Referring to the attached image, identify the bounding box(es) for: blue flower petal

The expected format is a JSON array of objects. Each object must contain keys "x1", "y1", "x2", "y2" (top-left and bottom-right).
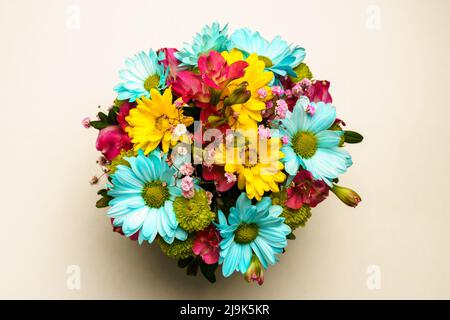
[
  {"x1": 316, "y1": 130, "x2": 342, "y2": 148},
  {"x1": 122, "y1": 206, "x2": 148, "y2": 236},
  {"x1": 307, "y1": 102, "x2": 336, "y2": 134},
  {"x1": 284, "y1": 156, "x2": 301, "y2": 176},
  {"x1": 238, "y1": 244, "x2": 252, "y2": 274},
  {"x1": 222, "y1": 242, "x2": 242, "y2": 277},
  {"x1": 142, "y1": 208, "x2": 158, "y2": 242}
]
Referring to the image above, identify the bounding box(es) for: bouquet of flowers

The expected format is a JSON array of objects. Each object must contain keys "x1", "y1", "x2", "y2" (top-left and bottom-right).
[{"x1": 84, "y1": 23, "x2": 363, "y2": 285}]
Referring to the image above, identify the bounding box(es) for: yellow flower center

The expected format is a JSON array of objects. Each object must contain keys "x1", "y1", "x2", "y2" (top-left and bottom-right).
[
  {"x1": 292, "y1": 131, "x2": 317, "y2": 159},
  {"x1": 142, "y1": 181, "x2": 169, "y2": 208},
  {"x1": 155, "y1": 115, "x2": 171, "y2": 131},
  {"x1": 235, "y1": 223, "x2": 259, "y2": 244},
  {"x1": 144, "y1": 74, "x2": 160, "y2": 92}
]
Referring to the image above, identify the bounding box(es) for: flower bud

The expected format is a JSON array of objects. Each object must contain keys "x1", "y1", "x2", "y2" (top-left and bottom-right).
[
  {"x1": 331, "y1": 184, "x2": 362, "y2": 207},
  {"x1": 224, "y1": 82, "x2": 251, "y2": 106},
  {"x1": 244, "y1": 255, "x2": 264, "y2": 285}
]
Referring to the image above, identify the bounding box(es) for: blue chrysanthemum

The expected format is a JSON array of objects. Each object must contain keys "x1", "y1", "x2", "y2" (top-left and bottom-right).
[
  {"x1": 228, "y1": 28, "x2": 305, "y2": 77},
  {"x1": 215, "y1": 193, "x2": 291, "y2": 277},
  {"x1": 114, "y1": 50, "x2": 168, "y2": 102},
  {"x1": 279, "y1": 98, "x2": 353, "y2": 186},
  {"x1": 107, "y1": 149, "x2": 190, "y2": 244},
  {"x1": 175, "y1": 22, "x2": 230, "y2": 68}
]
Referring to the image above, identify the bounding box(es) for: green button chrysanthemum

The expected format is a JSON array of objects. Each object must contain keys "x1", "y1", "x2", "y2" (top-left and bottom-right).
[
  {"x1": 157, "y1": 235, "x2": 194, "y2": 259},
  {"x1": 271, "y1": 191, "x2": 312, "y2": 231},
  {"x1": 281, "y1": 205, "x2": 311, "y2": 230},
  {"x1": 173, "y1": 190, "x2": 215, "y2": 233},
  {"x1": 107, "y1": 149, "x2": 135, "y2": 174}
]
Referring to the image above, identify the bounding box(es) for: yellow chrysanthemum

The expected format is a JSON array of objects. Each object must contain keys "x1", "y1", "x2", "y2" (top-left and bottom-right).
[
  {"x1": 125, "y1": 88, "x2": 194, "y2": 154},
  {"x1": 221, "y1": 50, "x2": 274, "y2": 131},
  {"x1": 215, "y1": 133, "x2": 286, "y2": 201}
]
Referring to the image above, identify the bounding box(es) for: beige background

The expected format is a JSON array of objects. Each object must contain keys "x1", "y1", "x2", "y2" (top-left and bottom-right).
[{"x1": 0, "y1": 0, "x2": 449, "y2": 299}]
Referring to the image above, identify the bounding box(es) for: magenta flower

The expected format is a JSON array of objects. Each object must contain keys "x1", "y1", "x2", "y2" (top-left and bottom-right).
[
  {"x1": 95, "y1": 125, "x2": 132, "y2": 161},
  {"x1": 308, "y1": 80, "x2": 333, "y2": 103},
  {"x1": 286, "y1": 170, "x2": 329, "y2": 209},
  {"x1": 192, "y1": 225, "x2": 221, "y2": 264}
]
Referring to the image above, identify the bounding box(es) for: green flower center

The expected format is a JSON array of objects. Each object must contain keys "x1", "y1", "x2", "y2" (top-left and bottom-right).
[
  {"x1": 258, "y1": 55, "x2": 273, "y2": 68},
  {"x1": 235, "y1": 223, "x2": 259, "y2": 244},
  {"x1": 144, "y1": 74, "x2": 160, "y2": 92},
  {"x1": 292, "y1": 131, "x2": 317, "y2": 159},
  {"x1": 142, "y1": 181, "x2": 169, "y2": 208}
]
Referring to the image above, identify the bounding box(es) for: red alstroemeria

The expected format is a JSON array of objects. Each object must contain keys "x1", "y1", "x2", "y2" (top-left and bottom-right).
[
  {"x1": 279, "y1": 76, "x2": 299, "y2": 110},
  {"x1": 202, "y1": 164, "x2": 235, "y2": 192},
  {"x1": 198, "y1": 51, "x2": 248, "y2": 91},
  {"x1": 172, "y1": 70, "x2": 211, "y2": 107},
  {"x1": 96, "y1": 125, "x2": 132, "y2": 161},
  {"x1": 111, "y1": 218, "x2": 139, "y2": 241},
  {"x1": 192, "y1": 225, "x2": 221, "y2": 264},
  {"x1": 117, "y1": 102, "x2": 136, "y2": 131},
  {"x1": 286, "y1": 170, "x2": 329, "y2": 209},
  {"x1": 308, "y1": 80, "x2": 333, "y2": 103},
  {"x1": 158, "y1": 47, "x2": 180, "y2": 84}
]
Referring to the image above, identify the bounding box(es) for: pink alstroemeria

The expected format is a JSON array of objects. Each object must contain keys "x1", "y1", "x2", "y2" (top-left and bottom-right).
[
  {"x1": 95, "y1": 125, "x2": 132, "y2": 161},
  {"x1": 197, "y1": 51, "x2": 248, "y2": 91},
  {"x1": 192, "y1": 225, "x2": 221, "y2": 264},
  {"x1": 158, "y1": 47, "x2": 180, "y2": 84},
  {"x1": 286, "y1": 170, "x2": 329, "y2": 209},
  {"x1": 308, "y1": 80, "x2": 333, "y2": 103},
  {"x1": 172, "y1": 71, "x2": 211, "y2": 107}
]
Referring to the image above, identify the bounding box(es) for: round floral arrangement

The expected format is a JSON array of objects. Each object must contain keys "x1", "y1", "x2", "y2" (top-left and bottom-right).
[{"x1": 85, "y1": 23, "x2": 363, "y2": 285}]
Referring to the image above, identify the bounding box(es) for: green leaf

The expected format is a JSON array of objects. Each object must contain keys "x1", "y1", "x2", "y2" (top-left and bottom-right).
[
  {"x1": 89, "y1": 120, "x2": 108, "y2": 130},
  {"x1": 199, "y1": 262, "x2": 218, "y2": 283},
  {"x1": 98, "y1": 112, "x2": 109, "y2": 123},
  {"x1": 108, "y1": 108, "x2": 118, "y2": 125},
  {"x1": 114, "y1": 99, "x2": 126, "y2": 108},
  {"x1": 178, "y1": 256, "x2": 194, "y2": 268},
  {"x1": 186, "y1": 257, "x2": 199, "y2": 276},
  {"x1": 290, "y1": 63, "x2": 313, "y2": 82},
  {"x1": 97, "y1": 189, "x2": 108, "y2": 197},
  {"x1": 96, "y1": 195, "x2": 111, "y2": 208},
  {"x1": 344, "y1": 131, "x2": 364, "y2": 144},
  {"x1": 286, "y1": 233, "x2": 296, "y2": 240}
]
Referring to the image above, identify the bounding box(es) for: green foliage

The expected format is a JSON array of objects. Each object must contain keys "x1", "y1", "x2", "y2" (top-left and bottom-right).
[
  {"x1": 177, "y1": 256, "x2": 219, "y2": 283},
  {"x1": 343, "y1": 131, "x2": 364, "y2": 144},
  {"x1": 89, "y1": 105, "x2": 119, "y2": 130},
  {"x1": 290, "y1": 63, "x2": 313, "y2": 82},
  {"x1": 96, "y1": 189, "x2": 112, "y2": 208}
]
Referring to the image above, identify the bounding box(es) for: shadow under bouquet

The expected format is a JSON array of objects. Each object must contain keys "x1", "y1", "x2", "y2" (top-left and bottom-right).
[{"x1": 85, "y1": 23, "x2": 363, "y2": 285}]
